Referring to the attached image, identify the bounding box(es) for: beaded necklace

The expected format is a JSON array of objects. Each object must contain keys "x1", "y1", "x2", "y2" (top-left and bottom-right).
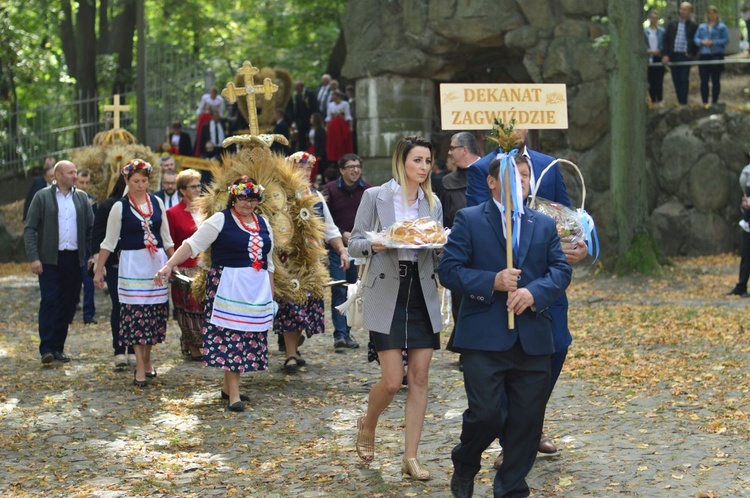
[
  {"x1": 233, "y1": 208, "x2": 264, "y2": 271},
  {"x1": 128, "y1": 193, "x2": 159, "y2": 255}
]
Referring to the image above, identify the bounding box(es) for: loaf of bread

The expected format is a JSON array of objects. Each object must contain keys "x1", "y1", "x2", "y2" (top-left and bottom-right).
[{"x1": 387, "y1": 217, "x2": 447, "y2": 246}]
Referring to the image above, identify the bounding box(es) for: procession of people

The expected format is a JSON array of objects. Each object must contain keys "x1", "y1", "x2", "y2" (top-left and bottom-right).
[{"x1": 19, "y1": 51, "x2": 603, "y2": 496}]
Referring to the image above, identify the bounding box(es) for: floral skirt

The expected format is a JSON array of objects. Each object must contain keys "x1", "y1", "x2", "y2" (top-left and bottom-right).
[
  {"x1": 120, "y1": 303, "x2": 168, "y2": 346},
  {"x1": 172, "y1": 266, "x2": 204, "y2": 348},
  {"x1": 202, "y1": 266, "x2": 268, "y2": 372},
  {"x1": 273, "y1": 296, "x2": 325, "y2": 337}
]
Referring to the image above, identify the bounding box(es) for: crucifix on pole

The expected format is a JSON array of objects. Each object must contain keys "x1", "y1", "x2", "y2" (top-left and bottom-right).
[
  {"x1": 103, "y1": 94, "x2": 131, "y2": 130},
  {"x1": 222, "y1": 61, "x2": 279, "y2": 136}
]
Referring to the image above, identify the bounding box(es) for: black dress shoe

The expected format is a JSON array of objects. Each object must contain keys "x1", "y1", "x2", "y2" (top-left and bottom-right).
[
  {"x1": 221, "y1": 390, "x2": 250, "y2": 402},
  {"x1": 727, "y1": 286, "x2": 747, "y2": 296},
  {"x1": 345, "y1": 337, "x2": 360, "y2": 349},
  {"x1": 83, "y1": 319, "x2": 98, "y2": 325},
  {"x1": 52, "y1": 351, "x2": 71, "y2": 362},
  {"x1": 41, "y1": 352, "x2": 54, "y2": 364},
  {"x1": 133, "y1": 372, "x2": 147, "y2": 388},
  {"x1": 450, "y1": 473, "x2": 474, "y2": 498},
  {"x1": 228, "y1": 401, "x2": 245, "y2": 412}
]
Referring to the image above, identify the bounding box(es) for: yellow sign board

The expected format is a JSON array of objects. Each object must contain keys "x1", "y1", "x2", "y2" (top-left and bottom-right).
[{"x1": 440, "y1": 83, "x2": 568, "y2": 130}]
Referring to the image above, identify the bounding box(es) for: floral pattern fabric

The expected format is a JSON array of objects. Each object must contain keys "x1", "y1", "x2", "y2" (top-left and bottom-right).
[
  {"x1": 273, "y1": 296, "x2": 325, "y2": 337},
  {"x1": 120, "y1": 303, "x2": 168, "y2": 346},
  {"x1": 202, "y1": 266, "x2": 269, "y2": 372}
]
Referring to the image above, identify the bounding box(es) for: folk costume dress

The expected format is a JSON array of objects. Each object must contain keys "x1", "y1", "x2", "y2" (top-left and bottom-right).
[
  {"x1": 184, "y1": 209, "x2": 274, "y2": 372},
  {"x1": 101, "y1": 194, "x2": 173, "y2": 346},
  {"x1": 274, "y1": 188, "x2": 340, "y2": 338},
  {"x1": 166, "y1": 201, "x2": 204, "y2": 352},
  {"x1": 325, "y1": 100, "x2": 353, "y2": 164}
]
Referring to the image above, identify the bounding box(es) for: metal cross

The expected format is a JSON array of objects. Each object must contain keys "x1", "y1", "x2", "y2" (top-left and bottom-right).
[
  {"x1": 103, "y1": 94, "x2": 131, "y2": 130},
  {"x1": 222, "y1": 61, "x2": 278, "y2": 136}
]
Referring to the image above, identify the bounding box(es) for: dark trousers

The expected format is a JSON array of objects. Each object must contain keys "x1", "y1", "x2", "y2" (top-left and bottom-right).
[
  {"x1": 453, "y1": 342, "x2": 551, "y2": 498},
  {"x1": 81, "y1": 253, "x2": 95, "y2": 321},
  {"x1": 104, "y1": 265, "x2": 133, "y2": 355},
  {"x1": 38, "y1": 251, "x2": 82, "y2": 355},
  {"x1": 445, "y1": 289, "x2": 463, "y2": 352},
  {"x1": 669, "y1": 53, "x2": 692, "y2": 104},
  {"x1": 737, "y1": 231, "x2": 750, "y2": 293},
  {"x1": 647, "y1": 56, "x2": 665, "y2": 103},
  {"x1": 698, "y1": 54, "x2": 723, "y2": 104},
  {"x1": 328, "y1": 247, "x2": 359, "y2": 340}
]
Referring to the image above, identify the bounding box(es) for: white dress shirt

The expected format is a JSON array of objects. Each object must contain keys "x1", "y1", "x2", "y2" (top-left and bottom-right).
[{"x1": 56, "y1": 188, "x2": 78, "y2": 250}]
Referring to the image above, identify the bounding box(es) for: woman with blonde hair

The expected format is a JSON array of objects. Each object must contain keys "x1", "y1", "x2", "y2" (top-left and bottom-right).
[
  {"x1": 348, "y1": 136, "x2": 443, "y2": 479},
  {"x1": 694, "y1": 5, "x2": 729, "y2": 106},
  {"x1": 166, "y1": 169, "x2": 205, "y2": 360}
]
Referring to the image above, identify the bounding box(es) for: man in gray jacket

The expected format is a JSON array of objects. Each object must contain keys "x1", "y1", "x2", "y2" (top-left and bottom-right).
[{"x1": 24, "y1": 161, "x2": 94, "y2": 364}]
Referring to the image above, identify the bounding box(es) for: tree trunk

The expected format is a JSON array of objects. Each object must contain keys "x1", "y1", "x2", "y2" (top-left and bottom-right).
[
  {"x1": 109, "y1": 0, "x2": 137, "y2": 96},
  {"x1": 608, "y1": 0, "x2": 660, "y2": 274}
]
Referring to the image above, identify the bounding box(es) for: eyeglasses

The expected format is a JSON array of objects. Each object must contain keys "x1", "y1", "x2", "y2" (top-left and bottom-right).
[
  {"x1": 235, "y1": 197, "x2": 259, "y2": 204},
  {"x1": 342, "y1": 164, "x2": 361, "y2": 170},
  {"x1": 448, "y1": 145, "x2": 464, "y2": 151}
]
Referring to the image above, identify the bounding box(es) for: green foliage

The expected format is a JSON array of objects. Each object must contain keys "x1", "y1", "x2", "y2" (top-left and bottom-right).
[{"x1": 2, "y1": 0, "x2": 345, "y2": 111}]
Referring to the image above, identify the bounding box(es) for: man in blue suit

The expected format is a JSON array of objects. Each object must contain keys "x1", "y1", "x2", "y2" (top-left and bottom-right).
[
  {"x1": 440, "y1": 156, "x2": 572, "y2": 498},
  {"x1": 467, "y1": 129, "x2": 586, "y2": 459}
]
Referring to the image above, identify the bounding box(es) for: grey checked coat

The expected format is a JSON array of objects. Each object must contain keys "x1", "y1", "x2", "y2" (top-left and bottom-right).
[{"x1": 347, "y1": 182, "x2": 443, "y2": 335}]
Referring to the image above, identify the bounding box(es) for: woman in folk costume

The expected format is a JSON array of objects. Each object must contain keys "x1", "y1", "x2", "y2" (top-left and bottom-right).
[
  {"x1": 347, "y1": 136, "x2": 443, "y2": 479},
  {"x1": 94, "y1": 159, "x2": 174, "y2": 388},
  {"x1": 194, "y1": 103, "x2": 214, "y2": 157},
  {"x1": 165, "y1": 169, "x2": 205, "y2": 361},
  {"x1": 156, "y1": 176, "x2": 274, "y2": 412},
  {"x1": 324, "y1": 90, "x2": 353, "y2": 167},
  {"x1": 274, "y1": 151, "x2": 349, "y2": 372}
]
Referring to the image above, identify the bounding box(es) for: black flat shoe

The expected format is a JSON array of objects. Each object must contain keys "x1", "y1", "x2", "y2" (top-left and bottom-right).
[
  {"x1": 283, "y1": 356, "x2": 299, "y2": 373},
  {"x1": 191, "y1": 355, "x2": 204, "y2": 361},
  {"x1": 133, "y1": 372, "x2": 147, "y2": 388},
  {"x1": 145, "y1": 368, "x2": 157, "y2": 378},
  {"x1": 221, "y1": 390, "x2": 250, "y2": 402},
  {"x1": 228, "y1": 401, "x2": 245, "y2": 412}
]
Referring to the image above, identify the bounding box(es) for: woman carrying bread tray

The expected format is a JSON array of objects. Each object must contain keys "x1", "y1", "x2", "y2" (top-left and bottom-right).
[{"x1": 347, "y1": 136, "x2": 445, "y2": 480}]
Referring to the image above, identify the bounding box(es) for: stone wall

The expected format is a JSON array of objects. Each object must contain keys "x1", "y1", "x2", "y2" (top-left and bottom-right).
[{"x1": 341, "y1": 0, "x2": 750, "y2": 257}]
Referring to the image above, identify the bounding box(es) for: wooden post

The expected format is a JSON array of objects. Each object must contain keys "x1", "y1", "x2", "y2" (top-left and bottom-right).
[{"x1": 504, "y1": 163, "x2": 515, "y2": 329}]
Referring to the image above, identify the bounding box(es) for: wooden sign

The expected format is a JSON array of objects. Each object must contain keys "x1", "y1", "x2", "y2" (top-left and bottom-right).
[{"x1": 440, "y1": 83, "x2": 568, "y2": 130}]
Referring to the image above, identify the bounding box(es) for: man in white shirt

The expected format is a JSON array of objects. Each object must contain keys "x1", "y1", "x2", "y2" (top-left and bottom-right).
[
  {"x1": 155, "y1": 171, "x2": 180, "y2": 209},
  {"x1": 24, "y1": 161, "x2": 94, "y2": 364},
  {"x1": 317, "y1": 73, "x2": 332, "y2": 114}
]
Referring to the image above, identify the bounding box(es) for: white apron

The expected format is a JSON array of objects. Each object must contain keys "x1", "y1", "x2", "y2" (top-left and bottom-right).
[
  {"x1": 118, "y1": 248, "x2": 169, "y2": 305},
  {"x1": 210, "y1": 266, "x2": 273, "y2": 332}
]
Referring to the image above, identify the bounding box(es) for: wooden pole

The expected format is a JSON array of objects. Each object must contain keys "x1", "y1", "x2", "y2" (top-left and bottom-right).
[{"x1": 504, "y1": 163, "x2": 515, "y2": 329}]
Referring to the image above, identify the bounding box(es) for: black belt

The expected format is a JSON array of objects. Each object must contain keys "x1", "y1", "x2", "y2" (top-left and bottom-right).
[{"x1": 398, "y1": 261, "x2": 417, "y2": 278}]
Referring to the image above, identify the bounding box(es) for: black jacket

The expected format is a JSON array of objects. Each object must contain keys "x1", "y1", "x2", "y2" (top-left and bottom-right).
[{"x1": 663, "y1": 18, "x2": 699, "y2": 57}]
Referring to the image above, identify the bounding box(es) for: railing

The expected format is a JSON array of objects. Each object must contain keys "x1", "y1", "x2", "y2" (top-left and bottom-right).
[{"x1": 0, "y1": 43, "x2": 207, "y2": 177}]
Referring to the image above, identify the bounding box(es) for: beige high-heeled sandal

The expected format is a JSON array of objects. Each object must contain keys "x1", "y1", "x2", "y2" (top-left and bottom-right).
[
  {"x1": 356, "y1": 416, "x2": 374, "y2": 463},
  {"x1": 401, "y1": 457, "x2": 430, "y2": 480}
]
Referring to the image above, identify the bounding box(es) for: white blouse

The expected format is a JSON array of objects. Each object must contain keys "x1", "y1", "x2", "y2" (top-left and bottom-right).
[
  {"x1": 325, "y1": 100, "x2": 352, "y2": 123},
  {"x1": 101, "y1": 197, "x2": 174, "y2": 253}
]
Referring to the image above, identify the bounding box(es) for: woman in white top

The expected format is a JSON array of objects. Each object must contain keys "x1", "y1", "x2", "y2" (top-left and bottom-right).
[
  {"x1": 156, "y1": 176, "x2": 275, "y2": 412},
  {"x1": 325, "y1": 91, "x2": 354, "y2": 167},
  {"x1": 94, "y1": 159, "x2": 175, "y2": 388}
]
